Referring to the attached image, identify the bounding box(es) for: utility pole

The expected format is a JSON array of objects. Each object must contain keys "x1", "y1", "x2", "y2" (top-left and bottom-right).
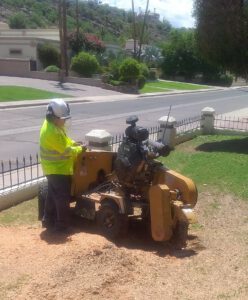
[
  {"x1": 62, "y1": 0, "x2": 68, "y2": 76},
  {"x1": 58, "y1": 0, "x2": 68, "y2": 82},
  {"x1": 131, "y1": 0, "x2": 137, "y2": 58},
  {"x1": 76, "y1": 0, "x2": 79, "y2": 36}
]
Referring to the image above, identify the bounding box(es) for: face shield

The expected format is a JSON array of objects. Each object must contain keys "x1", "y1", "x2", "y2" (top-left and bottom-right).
[{"x1": 64, "y1": 118, "x2": 72, "y2": 132}]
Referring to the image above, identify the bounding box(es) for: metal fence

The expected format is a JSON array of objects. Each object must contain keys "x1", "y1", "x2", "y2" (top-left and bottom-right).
[
  {"x1": 175, "y1": 116, "x2": 201, "y2": 134},
  {"x1": 0, "y1": 155, "x2": 43, "y2": 191},
  {"x1": 1, "y1": 115, "x2": 247, "y2": 191},
  {"x1": 215, "y1": 115, "x2": 248, "y2": 132}
]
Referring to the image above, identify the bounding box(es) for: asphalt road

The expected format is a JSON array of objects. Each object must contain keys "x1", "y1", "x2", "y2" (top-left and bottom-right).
[{"x1": 0, "y1": 88, "x2": 247, "y2": 163}]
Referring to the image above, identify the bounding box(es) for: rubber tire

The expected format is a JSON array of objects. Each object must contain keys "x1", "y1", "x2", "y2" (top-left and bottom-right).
[
  {"x1": 38, "y1": 181, "x2": 48, "y2": 221},
  {"x1": 97, "y1": 202, "x2": 128, "y2": 240}
]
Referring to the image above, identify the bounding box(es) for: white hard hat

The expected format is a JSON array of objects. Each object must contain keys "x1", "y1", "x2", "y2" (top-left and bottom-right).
[{"x1": 47, "y1": 99, "x2": 71, "y2": 119}]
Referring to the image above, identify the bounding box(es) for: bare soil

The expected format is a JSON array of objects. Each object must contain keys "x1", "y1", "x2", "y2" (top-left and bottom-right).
[{"x1": 0, "y1": 191, "x2": 248, "y2": 300}]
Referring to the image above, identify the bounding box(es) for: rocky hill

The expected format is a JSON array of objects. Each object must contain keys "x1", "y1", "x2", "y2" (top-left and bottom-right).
[{"x1": 0, "y1": 0, "x2": 171, "y2": 45}]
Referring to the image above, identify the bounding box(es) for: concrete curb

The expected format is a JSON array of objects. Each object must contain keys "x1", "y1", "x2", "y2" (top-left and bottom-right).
[
  {"x1": 138, "y1": 87, "x2": 226, "y2": 98},
  {"x1": 0, "y1": 94, "x2": 138, "y2": 109}
]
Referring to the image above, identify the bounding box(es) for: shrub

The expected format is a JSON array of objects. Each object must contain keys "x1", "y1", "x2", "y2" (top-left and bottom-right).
[
  {"x1": 109, "y1": 80, "x2": 123, "y2": 86},
  {"x1": 68, "y1": 31, "x2": 105, "y2": 55},
  {"x1": 139, "y1": 63, "x2": 149, "y2": 79},
  {"x1": 137, "y1": 75, "x2": 146, "y2": 89},
  {"x1": 148, "y1": 69, "x2": 158, "y2": 80},
  {"x1": 109, "y1": 60, "x2": 122, "y2": 80},
  {"x1": 9, "y1": 13, "x2": 27, "y2": 29},
  {"x1": 44, "y1": 65, "x2": 60, "y2": 72},
  {"x1": 217, "y1": 74, "x2": 233, "y2": 87},
  {"x1": 203, "y1": 73, "x2": 233, "y2": 87},
  {"x1": 119, "y1": 58, "x2": 140, "y2": 84},
  {"x1": 71, "y1": 52, "x2": 99, "y2": 77},
  {"x1": 38, "y1": 43, "x2": 60, "y2": 68}
]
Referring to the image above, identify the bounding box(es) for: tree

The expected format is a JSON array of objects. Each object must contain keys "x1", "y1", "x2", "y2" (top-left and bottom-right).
[
  {"x1": 9, "y1": 12, "x2": 27, "y2": 29},
  {"x1": 161, "y1": 29, "x2": 200, "y2": 80},
  {"x1": 161, "y1": 29, "x2": 233, "y2": 86},
  {"x1": 68, "y1": 31, "x2": 105, "y2": 54},
  {"x1": 131, "y1": 0, "x2": 137, "y2": 57},
  {"x1": 194, "y1": 0, "x2": 248, "y2": 79},
  {"x1": 137, "y1": 0, "x2": 150, "y2": 61}
]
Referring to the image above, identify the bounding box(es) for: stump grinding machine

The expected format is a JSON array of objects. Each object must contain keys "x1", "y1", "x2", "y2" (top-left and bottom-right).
[{"x1": 39, "y1": 116, "x2": 198, "y2": 248}]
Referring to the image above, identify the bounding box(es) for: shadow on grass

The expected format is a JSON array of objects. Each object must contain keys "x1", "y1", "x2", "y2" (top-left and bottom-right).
[{"x1": 195, "y1": 137, "x2": 248, "y2": 154}]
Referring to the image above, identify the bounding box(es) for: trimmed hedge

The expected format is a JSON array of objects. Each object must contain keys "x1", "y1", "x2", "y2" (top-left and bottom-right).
[{"x1": 71, "y1": 52, "x2": 99, "y2": 77}]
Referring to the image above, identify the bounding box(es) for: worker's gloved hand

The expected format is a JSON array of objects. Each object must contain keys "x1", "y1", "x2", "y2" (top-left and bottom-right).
[
  {"x1": 158, "y1": 145, "x2": 171, "y2": 157},
  {"x1": 81, "y1": 143, "x2": 88, "y2": 152}
]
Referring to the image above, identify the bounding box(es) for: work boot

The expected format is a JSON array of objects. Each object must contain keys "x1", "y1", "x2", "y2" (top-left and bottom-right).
[{"x1": 41, "y1": 218, "x2": 54, "y2": 230}]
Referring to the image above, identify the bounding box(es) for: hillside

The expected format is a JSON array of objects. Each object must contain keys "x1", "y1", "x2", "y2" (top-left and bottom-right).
[{"x1": 0, "y1": 0, "x2": 171, "y2": 45}]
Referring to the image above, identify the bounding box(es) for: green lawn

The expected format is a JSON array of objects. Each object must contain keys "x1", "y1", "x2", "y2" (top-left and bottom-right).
[
  {"x1": 140, "y1": 80, "x2": 210, "y2": 94},
  {"x1": 161, "y1": 135, "x2": 248, "y2": 200},
  {"x1": 0, "y1": 86, "x2": 71, "y2": 101},
  {"x1": 0, "y1": 198, "x2": 38, "y2": 226}
]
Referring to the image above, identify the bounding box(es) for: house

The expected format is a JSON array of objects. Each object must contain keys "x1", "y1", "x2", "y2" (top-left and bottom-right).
[
  {"x1": 0, "y1": 28, "x2": 60, "y2": 74},
  {"x1": 0, "y1": 27, "x2": 121, "y2": 76}
]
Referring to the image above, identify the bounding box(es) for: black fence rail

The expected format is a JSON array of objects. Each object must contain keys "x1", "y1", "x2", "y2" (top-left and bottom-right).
[
  {"x1": 175, "y1": 116, "x2": 201, "y2": 134},
  {"x1": 215, "y1": 115, "x2": 248, "y2": 132},
  {"x1": 0, "y1": 155, "x2": 43, "y2": 191}
]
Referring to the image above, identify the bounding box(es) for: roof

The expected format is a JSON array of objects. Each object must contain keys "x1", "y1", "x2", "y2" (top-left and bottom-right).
[{"x1": 0, "y1": 29, "x2": 59, "y2": 41}]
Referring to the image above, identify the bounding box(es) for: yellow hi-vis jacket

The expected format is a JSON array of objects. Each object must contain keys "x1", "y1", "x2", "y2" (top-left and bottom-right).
[{"x1": 39, "y1": 120, "x2": 82, "y2": 175}]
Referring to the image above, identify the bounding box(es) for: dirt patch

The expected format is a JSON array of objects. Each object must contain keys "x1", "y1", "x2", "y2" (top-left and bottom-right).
[{"x1": 0, "y1": 192, "x2": 248, "y2": 300}]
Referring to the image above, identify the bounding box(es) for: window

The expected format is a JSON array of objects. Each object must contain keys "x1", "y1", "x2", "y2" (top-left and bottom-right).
[{"x1": 9, "y1": 49, "x2": 22, "y2": 55}]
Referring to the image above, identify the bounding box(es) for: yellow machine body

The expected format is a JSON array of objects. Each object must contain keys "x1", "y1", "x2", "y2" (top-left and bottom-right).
[
  {"x1": 149, "y1": 184, "x2": 173, "y2": 241},
  {"x1": 149, "y1": 167, "x2": 197, "y2": 241},
  {"x1": 71, "y1": 150, "x2": 198, "y2": 243},
  {"x1": 71, "y1": 151, "x2": 115, "y2": 196}
]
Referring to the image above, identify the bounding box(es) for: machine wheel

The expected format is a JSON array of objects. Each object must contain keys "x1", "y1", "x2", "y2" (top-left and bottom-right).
[
  {"x1": 97, "y1": 202, "x2": 128, "y2": 240},
  {"x1": 38, "y1": 181, "x2": 48, "y2": 220},
  {"x1": 172, "y1": 221, "x2": 189, "y2": 249}
]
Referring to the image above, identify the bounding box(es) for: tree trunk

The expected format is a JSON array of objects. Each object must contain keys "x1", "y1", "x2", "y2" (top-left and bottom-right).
[
  {"x1": 137, "y1": 0, "x2": 149, "y2": 61},
  {"x1": 131, "y1": 0, "x2": 137, "y2": 58}
]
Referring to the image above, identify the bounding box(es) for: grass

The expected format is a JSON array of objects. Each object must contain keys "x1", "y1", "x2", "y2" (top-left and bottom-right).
[
  {"x1": 160, "y1": 135, "x2": 248, "y2": 200},
  {"x1": 0, "y1": 198, "x2": 38, "y2": 226},
  {"x1": 140, "y1": 80, "x2": 210, "y2": 94},
  {"x1": 0, "y1": 86, "x2": 71, "y2": 101}
]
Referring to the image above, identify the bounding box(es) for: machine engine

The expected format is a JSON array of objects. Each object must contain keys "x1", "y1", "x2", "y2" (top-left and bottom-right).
[{"x1": 114, "y1": 116, "x2": 171, "y2": 187}]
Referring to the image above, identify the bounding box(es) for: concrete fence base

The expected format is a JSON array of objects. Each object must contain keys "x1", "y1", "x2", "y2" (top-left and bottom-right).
[{"x1": 0, "y1": 177, "x2": 45, "y2": 211}]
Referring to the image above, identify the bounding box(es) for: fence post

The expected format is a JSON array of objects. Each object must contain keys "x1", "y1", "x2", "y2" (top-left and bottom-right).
[
  {"x1": 85, "y1": 129, "x2": 112, "y2": 151},
  {"x1": 158, "y1": 116, "x2": 177, "y2": 149},
  {"x1": 201, "y1": 107, "x2": 215, "y2": 134}
]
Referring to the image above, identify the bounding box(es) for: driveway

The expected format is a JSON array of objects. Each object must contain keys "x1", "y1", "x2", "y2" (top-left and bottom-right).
[{"x1": 0, "y1": 76, "x2": 124, "y2": 98}]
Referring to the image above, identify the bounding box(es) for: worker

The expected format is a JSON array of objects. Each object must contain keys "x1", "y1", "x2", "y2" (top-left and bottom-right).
[{"x1": 39, "y1": 99, "x2": 86, "y2": 232}]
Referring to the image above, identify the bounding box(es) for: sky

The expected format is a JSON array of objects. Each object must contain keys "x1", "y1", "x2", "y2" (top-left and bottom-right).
[{"x1": 100, "y1": 0, "x2": 195, "y2": 28}]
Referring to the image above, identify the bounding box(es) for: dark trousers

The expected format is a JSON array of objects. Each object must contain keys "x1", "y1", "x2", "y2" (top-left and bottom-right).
[{"x1": 43, "y1": 174, "x2": 72, "y2": 229}]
